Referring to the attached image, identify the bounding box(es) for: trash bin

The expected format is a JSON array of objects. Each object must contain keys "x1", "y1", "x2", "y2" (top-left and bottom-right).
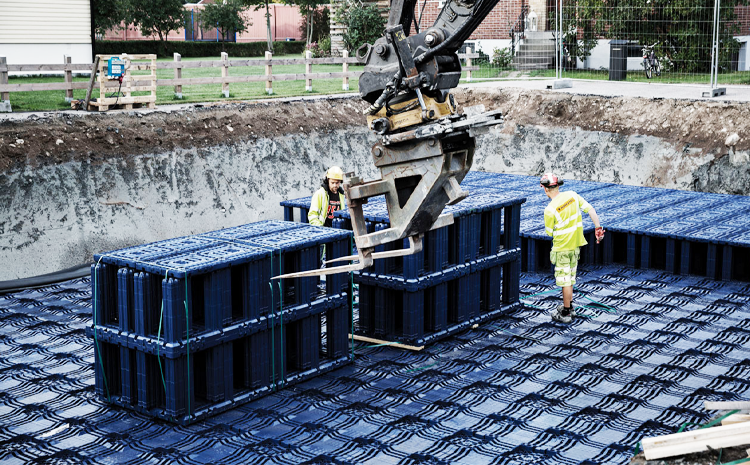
[{"x1": 609, "y1": 40, "x2": 628, "y2": 81}]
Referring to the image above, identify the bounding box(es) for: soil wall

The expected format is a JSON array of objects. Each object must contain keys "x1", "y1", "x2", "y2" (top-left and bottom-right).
[{"x1": 1, "y1": 89, "x2": 748, "y2": 280}]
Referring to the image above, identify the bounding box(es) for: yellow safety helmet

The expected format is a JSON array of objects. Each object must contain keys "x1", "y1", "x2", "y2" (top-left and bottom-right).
[{"x1": 326, "y1": 166, "x2": 344, "y2": 181}]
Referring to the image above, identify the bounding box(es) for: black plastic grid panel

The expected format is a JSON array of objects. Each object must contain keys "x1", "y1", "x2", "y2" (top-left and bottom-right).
[{"x1": 1, "y1": 268, "x2": 750, "y2": 464}]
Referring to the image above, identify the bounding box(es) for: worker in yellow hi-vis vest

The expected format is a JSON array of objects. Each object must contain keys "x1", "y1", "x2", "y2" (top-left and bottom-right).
[{"x1": 541, "y1": 173, "x2": 605, "y2": 324}]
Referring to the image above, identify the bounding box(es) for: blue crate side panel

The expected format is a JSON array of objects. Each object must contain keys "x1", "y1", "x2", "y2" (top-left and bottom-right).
[{"x1": 117, "y1": 268, "x2": 134, "y2": 333}]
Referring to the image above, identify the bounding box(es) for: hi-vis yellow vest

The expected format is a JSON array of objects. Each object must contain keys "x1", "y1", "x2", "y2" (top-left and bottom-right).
[{"x1": 544, "y1": 191, "x2": 592, "y2": 252}]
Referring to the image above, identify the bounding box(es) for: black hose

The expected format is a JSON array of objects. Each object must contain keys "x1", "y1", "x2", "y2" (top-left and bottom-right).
[{"x1": 0, "y1": 263, "x2": 92, "y2": 295}]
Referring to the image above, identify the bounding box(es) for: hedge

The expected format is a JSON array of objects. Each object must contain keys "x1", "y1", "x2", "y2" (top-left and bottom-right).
[{"x1": 94, "y1": 40, "x2": 307, "y2": 58}]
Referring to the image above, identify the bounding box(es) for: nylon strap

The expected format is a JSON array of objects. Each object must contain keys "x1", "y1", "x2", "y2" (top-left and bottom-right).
[{"x1": 92, "y1": 256, "x2": 111, "y2": 402}]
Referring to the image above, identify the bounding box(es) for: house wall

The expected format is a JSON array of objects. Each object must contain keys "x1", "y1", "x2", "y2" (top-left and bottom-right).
[{"x1": 0, "y1": 0, "x2": 92, "y2": 65}]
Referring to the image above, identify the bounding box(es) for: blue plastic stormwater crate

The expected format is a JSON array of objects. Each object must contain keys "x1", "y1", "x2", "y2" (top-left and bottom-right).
[
  {"x1": 90, "y1": 221, "x2": 356, "y2": 424},
  {"x1": 92, "y1": 241, "x2": 273, "y2": 337},
  {"x1": 356, "y1": 250, "x2": 522, "y2": 346},
  {"x1": 281, "y1": 189, "x2": 525, "y2": 281},
  {"x1": 206, "y1": 224, "x2": 353, "y2": 305},
  {"x1": 94, "y1": 297, "x2": 351, "y2": 424}
]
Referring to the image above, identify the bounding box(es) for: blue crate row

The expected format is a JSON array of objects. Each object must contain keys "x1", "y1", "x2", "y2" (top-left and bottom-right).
[
  {"x1": 600, "y1": 231, "x2": 750, "y2": 282},
  {"x1": 93, "y1": 221, "x2": 353, "y2": 342},
  {"x1": 356, "y1": 249, "x2": 521, "y2": 346},
  {"x1": 93, "y1": 298, "x2": 351, "y2": 424},
  {"x1": 281, "y1": 191, "x2": 524, "y2": 280},
  {"x1": 88, "y1": 293, "x2": 347, "y2": 359}
]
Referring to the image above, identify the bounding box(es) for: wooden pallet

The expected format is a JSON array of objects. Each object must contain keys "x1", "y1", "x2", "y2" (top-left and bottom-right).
[{"x1": 92, "y1": 54, "x2": 157, "y2": 112}]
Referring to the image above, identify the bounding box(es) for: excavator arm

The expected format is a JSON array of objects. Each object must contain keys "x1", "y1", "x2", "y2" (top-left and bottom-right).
[{"x1": 275, "y1": 0, "x2": 505, "y2": 280}]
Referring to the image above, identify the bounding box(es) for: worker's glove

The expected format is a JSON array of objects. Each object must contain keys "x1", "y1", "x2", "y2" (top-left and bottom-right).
[{"x1": 595, "y1": 226, "x2": 606, "y2": 244}]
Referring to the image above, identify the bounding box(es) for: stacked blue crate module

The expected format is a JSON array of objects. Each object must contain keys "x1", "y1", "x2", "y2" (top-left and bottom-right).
[
  {"x1": 89, "y1": 220, "x2": 353, "y2": 424},
  {"x1": 281, "y1": 188, "x2": 525, "y2": 346}
]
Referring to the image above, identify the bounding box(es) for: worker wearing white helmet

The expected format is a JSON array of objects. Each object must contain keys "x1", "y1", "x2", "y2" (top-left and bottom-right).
[
  {"x1": 309, "y1": 166, "x2": 346, "y2": 227},
  {"x1": 541, "y1": 173, "x2": 605, "y2": 324}
]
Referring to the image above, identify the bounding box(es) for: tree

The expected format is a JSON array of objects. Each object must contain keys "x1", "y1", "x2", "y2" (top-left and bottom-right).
[
  {"x1": 562, "y1": 0, "x2": 750, "y2": 73},
  {"x1": 335, "y1": 0, "x2": 386, "y2": 54},
  {"x1": 242, "y1": 0, "x2": 275, "y2": 53},
  {"x1": 129, "y1": 0, "x2": 188, "y2": 42},
  {"x1": 93, "y1": 0, "x2": 130, "y2": 37},
  {"x1": 199, "y1": 0, "x2": 250, "y2": 48},
  {"x1": 299, "y1": 6, "x2": 330, "y2": 46},
  {"x1": 288, "y1": 0, "x2": 327, "y2": 46}
]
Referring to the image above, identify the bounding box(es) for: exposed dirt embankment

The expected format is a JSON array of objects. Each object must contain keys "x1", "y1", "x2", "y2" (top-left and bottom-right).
[
  {"x1": 0, "y1": 97, "x2": 370, "y2": 173},
  {"x1": 1, "y1": 88, "x2": 748, "y2": 194}
]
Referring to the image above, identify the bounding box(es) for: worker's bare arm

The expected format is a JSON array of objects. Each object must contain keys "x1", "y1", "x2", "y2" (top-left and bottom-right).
[{"x1": 588, "y1": 208, "x2": 601, "y2": 229}]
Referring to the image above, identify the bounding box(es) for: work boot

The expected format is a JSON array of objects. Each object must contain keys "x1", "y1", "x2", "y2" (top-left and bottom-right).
[{"x1": 551, "y1": 304, "x2": 573, "y2": 324}]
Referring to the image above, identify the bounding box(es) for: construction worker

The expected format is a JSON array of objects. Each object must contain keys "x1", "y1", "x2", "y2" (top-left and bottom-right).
[
  {"x1": 309, "y1": 166, "x2": 346, "y2": 227},
  {"x1": 541, "y1": 173, "x2": 605, "y2": 324}
]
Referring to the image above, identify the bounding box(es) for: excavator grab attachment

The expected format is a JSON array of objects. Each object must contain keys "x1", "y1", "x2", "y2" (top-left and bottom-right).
[{"x1": 272, "y1": 0, "x2": 508, "y2": 280}]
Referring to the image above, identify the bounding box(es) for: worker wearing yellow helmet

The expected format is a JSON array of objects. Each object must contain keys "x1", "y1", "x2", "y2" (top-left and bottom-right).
[{"x1": 309, "y1": 166, "x2": 346, "y2": 227}]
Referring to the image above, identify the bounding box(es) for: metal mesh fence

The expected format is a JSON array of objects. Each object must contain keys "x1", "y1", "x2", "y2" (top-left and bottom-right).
[{"x1": 456, "y1": 0, "x2": 750, "y2": 87}]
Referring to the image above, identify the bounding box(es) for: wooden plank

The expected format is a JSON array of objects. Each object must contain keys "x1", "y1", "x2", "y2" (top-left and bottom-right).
[
  {"x1": 349, "y1": 334, "x2": 424, "y2": 351},
  {"x1": 265, "y1": 51, "x2": 273, "y2": 95},
  {"x1": 89, "y1": 95, "x2": 155, "y2": 106},
  {"x1": 641, "y1": 422, "x2": 750, "y2": 460},
  {"x1": 64, "y1": 56, "x2": 73, "y2": 100},
  {"x1": 5, "y1": 63, "x2": 95, "y2": 72},
  {"x1": 97, "y1": 54, "x2": 156, "y2": 60},
  {"x1": 84, "y1": 56, "x2": 100, "y2": 111},
  {"x1": 157, "y1": 60, "x2": 224, "y2": 69},
  {"x1": 221, "y1": 52, "x2": 229, "y2": 97},
  {"x1": 158, "y1": 57, "x2": 362, "y2": 69},
  {"x1": 0, "y1": 57, "x2": 8, "y2": 101},
  {"x1": 103, "y1": 79, "x2": 155, "y2": 88},
  {"x1": 174, "y1": 53, "x2": 182, "y2": 98},
  {"x1": 0, "y1": 82, "x2": 91, "y2": 92},
  {"x1": 705, "y1": 401, "x2": 750, "y2": 411},
  {"x1": 305, "y1": 50, "x2": 313, "y2": 92},
  {"x1": 722, "y1": 414, "x2": 750, "y2": 426}
]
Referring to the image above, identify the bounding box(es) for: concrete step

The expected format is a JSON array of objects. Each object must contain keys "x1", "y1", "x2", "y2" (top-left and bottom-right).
[
  {"x1": 524, "y1": 31, "x2": 555, "y2": 40},
  {"x1": 518, "y1": 43, "x2": 556, "y2": 53},
  {"x1": 514, "y1": 63, "x2": 552, "y2": 70},
  {"x1": 513, "y1": 56, "x2": 553, "y2": 65}
]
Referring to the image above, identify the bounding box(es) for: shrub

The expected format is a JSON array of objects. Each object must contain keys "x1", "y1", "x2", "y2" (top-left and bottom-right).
[
  {"x1": 335, "y1": 0, "x2": 386, "y2": 54},
  {"x1": 307, "y1": 36, "x2": 332, "y2": 58},
  {"x1": 492, "y1": 47, "x2": 513, "y2": 69}
]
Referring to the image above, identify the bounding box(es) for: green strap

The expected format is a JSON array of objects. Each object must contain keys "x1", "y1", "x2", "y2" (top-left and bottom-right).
[
  {"x1": 719, "y1": 457, "x2": 750, "y2": 465},
  {"x1": 92, "y1": 258, "x2": 111, "y2": 402},
  {"x1": 278, "y1": 250, "x2": 283, "y2": 388},
  {"x1": 349, "y1": 235, "x2": 354, "y2": 361},
  {"x1": 278, "y1": 279, "x2": 284, "y2": 388},
  {"x1": 184, "y1": 276, "x2": 191, "y2": 417},
  {"x1": 522, "y1": 288, "x2": 561, "y2": 299},
  {"x1": 581, "y1": 294, "x2": 617, "y2": 313},
  {"x1": 521, "y1": 301, "x2": 546, "y2": 310},
  {"x1": 701, "y1": 409, "x2": 740, "y2": 429},
  {"x1": 156, "y1": 271, "x2": 168, "y2": 400},
  {"x1": 269, "y1": 281, "x2": 275, "y2": 391}
]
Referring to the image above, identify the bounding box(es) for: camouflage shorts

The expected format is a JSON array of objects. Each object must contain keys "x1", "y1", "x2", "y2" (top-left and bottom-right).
[{"x1": 550, "y1": 248, "x2": 580, "y2": 288}]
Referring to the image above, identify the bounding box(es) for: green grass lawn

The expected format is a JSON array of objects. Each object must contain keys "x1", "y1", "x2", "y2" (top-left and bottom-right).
[
  {"x1": 8, "y1": 55, "x2": 750, "y2": 112},
  {"x1": 6, "y1": 53, "x2": 365, "y2": 112}
]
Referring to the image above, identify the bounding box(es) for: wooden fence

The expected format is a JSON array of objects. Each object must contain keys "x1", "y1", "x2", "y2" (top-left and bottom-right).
[{"x1": 0, "y1": 50, "x2": 480, "y2": 112}]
